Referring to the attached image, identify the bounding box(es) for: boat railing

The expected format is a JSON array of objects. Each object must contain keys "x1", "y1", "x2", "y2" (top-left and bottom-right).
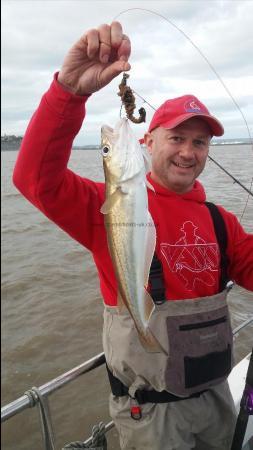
[
  {"x1": 1, "y1": 316, "x2": 253, "y2": 448},
  {"x1": 1, "y1": 352, "x2": 106, "y2": 422}
]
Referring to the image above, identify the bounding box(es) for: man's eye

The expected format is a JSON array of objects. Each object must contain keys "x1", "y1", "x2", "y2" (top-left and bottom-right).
[
  {"x1": 195, "y1": 140, "x2": 206, "y2": 147},
  {"x1": 170, "y1": 136, "x2": 182, "y2": 142}
]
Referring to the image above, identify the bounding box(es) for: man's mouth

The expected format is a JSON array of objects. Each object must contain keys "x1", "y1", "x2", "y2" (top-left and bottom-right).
[{"x1": 172, "y1": 161, "x2": 195, "y2": 169}]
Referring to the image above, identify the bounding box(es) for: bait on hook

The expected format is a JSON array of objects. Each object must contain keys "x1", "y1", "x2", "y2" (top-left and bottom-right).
[{"x1": 118, "y1": 73, "x2": 146, "y2": 124}]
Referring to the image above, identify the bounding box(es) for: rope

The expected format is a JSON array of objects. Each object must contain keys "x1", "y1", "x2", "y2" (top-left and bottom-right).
[
  {"x1": 24, "y1": 387, "x2": 55, "y2": 450},
  {"x1": 62, "y1": 421, "x2": 107, "y2": 450}
]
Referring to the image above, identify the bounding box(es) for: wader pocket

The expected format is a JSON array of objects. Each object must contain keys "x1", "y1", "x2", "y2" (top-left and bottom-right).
[
  {"x1": 179, "y1": 316, "x2": 227, "y2": 331},
  {"x1": 164, "y1": 305, "x2": 233, "y2": 396},
  {"x1": 184, "y1": 345, "x2": 232, "y2": 388}
]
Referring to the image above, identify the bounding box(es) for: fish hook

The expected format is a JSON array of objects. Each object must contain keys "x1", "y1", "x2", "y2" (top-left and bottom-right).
[{"x1": 118, "y1": 73, "x2": 146, "y2": 124}]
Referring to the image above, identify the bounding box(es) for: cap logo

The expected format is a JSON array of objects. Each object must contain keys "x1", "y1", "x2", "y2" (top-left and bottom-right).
[{"x1": 184, "y1": 99, "x2": 202, "y2": 113}]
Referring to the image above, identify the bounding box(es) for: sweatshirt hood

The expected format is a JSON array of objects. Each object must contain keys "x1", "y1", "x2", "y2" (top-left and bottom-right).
[{"x1": 146, "y1": 173, "x2": 206, "y2": 203}]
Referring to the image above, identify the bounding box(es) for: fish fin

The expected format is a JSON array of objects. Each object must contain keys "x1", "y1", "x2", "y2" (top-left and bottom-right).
[
  {"x1": 141, "y1": 146, "x2": 155, "y2": 192},
  {"x1": 139, "y1": 278, "x2": 168, "y2": 355},
  {"x1": 100, "y1": 189, "x2": 119, "y2": 214},
  {"x1": 117, "y1": 292, "x2": 125, "y2": 312},
  {"x1": 143, "y1": 212, "x2": 156, "y2": 287},
  {"x1": 139, "y1": 323, "x2": 168, "y2": 355},
  {"x1": 141, "y1": 146, "x2": 151, "y2": 173},
  {"x1": 120, "y1": 184, "x2": 130, "y2": 194},
  {"x1": 146, "y1": 179, "x2": 155, "y2": 192},
  {"x1": 143, "y1": 288, "x2": 155, "y2": 323}
]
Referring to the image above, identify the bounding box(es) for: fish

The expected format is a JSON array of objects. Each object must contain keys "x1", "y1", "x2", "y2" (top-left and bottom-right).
[{"x1": 100, "y1": 117, "x2": 164, "y2": 353}]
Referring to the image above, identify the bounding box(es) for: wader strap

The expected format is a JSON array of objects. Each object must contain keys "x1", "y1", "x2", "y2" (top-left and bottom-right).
[
  {"x1": 149, "y1": 202, "x2": 230, "y2": 304},
  {"x1": 148, "y1": 253, "x2": 166, "y2": 305},
  {"x1": 205, "y1": 202, "x2": 230, "y2": 291},
  {"x1": 106, "y1": 365, "x2": 207, "y2": 404}
]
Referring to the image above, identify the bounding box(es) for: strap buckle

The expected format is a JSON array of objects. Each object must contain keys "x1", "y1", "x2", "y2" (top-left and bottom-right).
[
  {"x1": 130, "y1": 405, "x2": 142, "y2": 420},
  {"x1": 130, "y1": 396, "x2": 142, "y2": 420}
]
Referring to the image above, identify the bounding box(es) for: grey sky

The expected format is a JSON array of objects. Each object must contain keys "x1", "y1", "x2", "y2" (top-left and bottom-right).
[{"x1": 2, "y1": 0, "x2": 253, "y2": 144}]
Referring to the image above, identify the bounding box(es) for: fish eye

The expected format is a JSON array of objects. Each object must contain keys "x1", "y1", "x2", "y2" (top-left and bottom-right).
[{"x1": 101, "y1": 145, "x2": 110, "y2": 157}]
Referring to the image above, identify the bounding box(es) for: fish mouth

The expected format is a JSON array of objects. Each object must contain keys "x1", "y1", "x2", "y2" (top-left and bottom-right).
[{"x1": 101, "y1": 125, "x2": 114, "y2": 134}]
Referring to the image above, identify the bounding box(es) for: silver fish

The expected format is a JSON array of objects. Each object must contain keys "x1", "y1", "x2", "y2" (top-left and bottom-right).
[{"x1": 101, "y1": 118, "x2": 164, "y2": 353}]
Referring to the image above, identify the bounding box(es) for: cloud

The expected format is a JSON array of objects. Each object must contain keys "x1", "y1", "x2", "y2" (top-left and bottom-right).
[{"x1": 2, "y1": 0, "x2": 253, "y2": 142}]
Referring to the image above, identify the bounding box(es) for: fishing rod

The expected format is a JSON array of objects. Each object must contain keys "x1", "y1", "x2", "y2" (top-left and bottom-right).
[
  {"x1": 114, "y1": 7, "x2": 253, "y2": 151},
  {"x1": 208, "y1": 156, "x2": 253, "y2": 197},
  {"x1": 114, "y1": 7, "x2": 253, "y2": 217},
  {"x1": 230, "y1": 350, "x2": 253, "y2": 450}
]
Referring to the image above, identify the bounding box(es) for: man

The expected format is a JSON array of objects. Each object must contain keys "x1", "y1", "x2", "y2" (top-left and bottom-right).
[{"x1": 13, "y1": 22, "x2": 253, "y2": 450}]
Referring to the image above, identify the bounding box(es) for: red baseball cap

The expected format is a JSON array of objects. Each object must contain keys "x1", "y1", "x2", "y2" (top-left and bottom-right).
[{"x1": 147, "y1": 95, "x2": 224, "y2": 137}]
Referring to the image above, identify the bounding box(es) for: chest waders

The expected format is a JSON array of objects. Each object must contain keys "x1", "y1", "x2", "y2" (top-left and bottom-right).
[{"x1": 104, "y1": 202, "x2": 233, "y2": 414}]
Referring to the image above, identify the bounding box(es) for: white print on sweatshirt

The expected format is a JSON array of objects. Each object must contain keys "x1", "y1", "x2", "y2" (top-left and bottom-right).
[{"x1": 161, "y1": 221, "x2": 219, "y2": 291}]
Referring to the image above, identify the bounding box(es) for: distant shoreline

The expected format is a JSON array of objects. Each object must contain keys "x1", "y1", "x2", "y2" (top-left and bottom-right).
[
  {"x1": 0, "y1": 142, "x2": 101, "y2": 151},
  {"x1": 1, "y1": 146, "x2": 101, "y2": 151},
  {"x1": 1, "y1": 142, "x2": 251, "y2": 151},
  {"x1": 211, "y1": 142, "x2": 251, "y2": 146}
]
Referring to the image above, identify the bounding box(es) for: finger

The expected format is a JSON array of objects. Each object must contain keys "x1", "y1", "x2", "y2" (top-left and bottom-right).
[
  {"x1": 86, "y1": 28, "x2": 100, "y2": 59},
  {"x1": 99, "y1": 59, "x2": 131, "y2": 88},
  {"x1": 98, "y1": 23, "x2": 111, "y2": 63},
  {"x1": 118, "y1": 34, "x2": 131, "y2": 62},
  {"x1": 110, "y1": 21, "x2": 123, "y2": 48}
]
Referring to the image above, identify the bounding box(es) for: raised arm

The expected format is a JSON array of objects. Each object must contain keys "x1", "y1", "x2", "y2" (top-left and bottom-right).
[{"x1": 13, "y1": 22, "x2": 131, "y2": 251}]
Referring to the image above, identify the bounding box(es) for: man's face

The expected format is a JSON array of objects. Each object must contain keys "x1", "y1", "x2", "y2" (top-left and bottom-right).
[{"x1": 144, "y1": 117, "x2": 211, "y2": 194}]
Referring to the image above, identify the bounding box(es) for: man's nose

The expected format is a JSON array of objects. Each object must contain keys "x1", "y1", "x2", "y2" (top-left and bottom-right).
[{"x1": 179, "y1": 141, "x2": 195, "y2": 159}]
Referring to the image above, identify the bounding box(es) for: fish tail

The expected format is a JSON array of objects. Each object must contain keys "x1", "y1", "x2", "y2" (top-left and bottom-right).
[
  {"x1": 136, "y1": 289, "x2": 167, "y2": 354},
  {"x1": 139, "y1": 327, "x2": 168, "y2": 355}
]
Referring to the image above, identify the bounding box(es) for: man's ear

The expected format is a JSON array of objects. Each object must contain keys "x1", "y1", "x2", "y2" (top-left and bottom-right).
[{"x1": 144, "y1": 132, "x2": 154, "y2": 155}]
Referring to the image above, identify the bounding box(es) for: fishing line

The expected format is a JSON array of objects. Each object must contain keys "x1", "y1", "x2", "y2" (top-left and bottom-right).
[
  {"x1": 113, "y1": 7, "x2": 253, "y2": 221},
  {"x1": 132, "y1": 89, "x2": 253, "y2": 198},
  {"x1": 133, "y1": 91, "x2": 253, "y2": 222}
]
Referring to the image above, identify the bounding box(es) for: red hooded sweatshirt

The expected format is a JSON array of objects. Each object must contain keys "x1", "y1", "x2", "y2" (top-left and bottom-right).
[{"x1": 13, "y1": 75, "x2": 253, "y2": 306}]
